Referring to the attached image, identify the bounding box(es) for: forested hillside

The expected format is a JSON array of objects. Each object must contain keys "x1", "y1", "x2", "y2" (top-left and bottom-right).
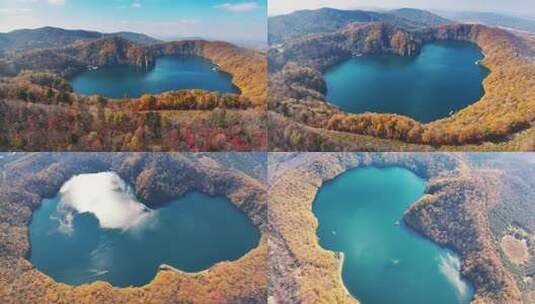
[
  {"x1": 0, "y1": 26, "x2": 161, "y2": 52},
  {"x1": 0, "y1": 33, "x2": 267, "y2": 151},
  {"x1": 268, "y1": 153, "x2": 534, "y2": 303},
  {"x1": 268, "y1": 7, "x2": 453, "y2": 44},
  {"x1": 0, "y1": 153, "x2": 268, "y2": 303},
  {"x1": 268, "y1": 10, "x2": 535, "y2": 151}
]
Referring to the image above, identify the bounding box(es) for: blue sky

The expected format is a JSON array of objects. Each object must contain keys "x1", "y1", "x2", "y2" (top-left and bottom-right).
[
  {"x1": 269, "y1": 0, "x2": 535, "y2": 17},
  {"x1": 0, "y1": 0, "x2": 267, "y2": 41}
]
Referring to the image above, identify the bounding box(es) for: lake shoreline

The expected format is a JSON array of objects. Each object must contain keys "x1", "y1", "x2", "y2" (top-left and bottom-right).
[
  {"x1": 337, "y1": 252, "x2": 352, "y2": 298},
  {"x1": 29, "y1": 172, "x2": 261, "y2": 287},
  {"x1": 69, "y1": 54, "x2": 240, "y2": 99},
  {"x1": 313, "y1": 166, "x2": 474, "y2": 303},
  {"x1": 323, "y1": 41, "x2": 489, "y2": 123}
]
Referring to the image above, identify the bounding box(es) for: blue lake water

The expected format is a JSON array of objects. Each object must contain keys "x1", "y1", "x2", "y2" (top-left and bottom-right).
[
  {"x1": 324, "y1": 41, "x2": 489, "y2": 122},
  {"x1": 29, "y1": 172, "x2": 259, "y2": 287},
  {"x1": 70, "y1": 55, "x2": 239, "y2": 98},
  {"x1": 313, "y1": 166, "x2": 474, "y2": 304}
]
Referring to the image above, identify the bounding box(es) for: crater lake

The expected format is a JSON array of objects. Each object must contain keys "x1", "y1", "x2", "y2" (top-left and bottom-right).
[
  {"x1": 323, "y1": 41, "x2": 489, "y2": 122},
  {"x1": 29, "y1": 172, "x2": 259, "y2": 287},
  {"x1": 313, "y1": 166, "x2": 474, "y2": 304},
  {"x1": 70, "y1": 55, "x2": 239, "y2": 98}
]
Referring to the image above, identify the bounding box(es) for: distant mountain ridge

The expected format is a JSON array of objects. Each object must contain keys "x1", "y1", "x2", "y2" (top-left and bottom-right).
[
  {"x1": 389, "y1": 8, "x2": 452, "y2": 26},
  {"x1": 441, "y1": 11, "x2": 535, "y2": 35},
  {"x1": 0, "y1": 26, "x2": 161, "y2": 51},
  {"x1": 268, "y1": 7, "x2": 453, "y2": 44},
  {"x1": 108, "y1": 31, "x2": 162, "y2": 45}
]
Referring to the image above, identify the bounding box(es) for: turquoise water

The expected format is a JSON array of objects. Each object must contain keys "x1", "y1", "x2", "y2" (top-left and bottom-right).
[
  {"x1": 324, "y1": 41, "x2": 489, "y2": 122},
  {"x1": 313, "y1": 167, "x2": 474, "y2": 304},
  {"x1": 70, "y1": 55, "x2": 239, "y2": 98},
  {"x1": 29, "y1": 176, "x2": 259, "y2": 287}
]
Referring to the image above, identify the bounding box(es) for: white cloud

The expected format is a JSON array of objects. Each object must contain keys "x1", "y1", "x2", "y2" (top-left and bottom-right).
[
  {"x1": 0, "y1": 12, "x2": 42, "y2": 32},
  {"x1": 0, "y1": 8, "x2": 32, "y2": 14},
  {"x1": 176, "y1": 19, "x2": 200, "y2": 24},
  {"x1": 268, "y1": 0, "x2": 535, "y2": 17},
  {"x1": 214, "y1": 2, "x2": 259, "y2": 12},
  {"x1": 438, "y1": 252, "x2": 470, "y2": 301},
  {"x1": 56, "y1": 172, "x2": 154, "y2": 232},
  {"x1": 131, "y1": 2, "x2": 141, "y2": 8},
  {"x1": 13, "y1": 0, "x2": 65, "y2": 5},
  {"x1": 47, "y1": 0, "x2": 65, "y2": 5}
]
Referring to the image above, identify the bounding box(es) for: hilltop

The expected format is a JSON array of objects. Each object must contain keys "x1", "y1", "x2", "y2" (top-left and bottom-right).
[
  {"x1": 268, "y1": 7, "x2": 452, "y2": 44},
  {"x1": 0, "y1": 26, "x2": 161, "y2": 52},
  {"x1": 442, "y1": 11, "x2": 535, "y2": 35}
]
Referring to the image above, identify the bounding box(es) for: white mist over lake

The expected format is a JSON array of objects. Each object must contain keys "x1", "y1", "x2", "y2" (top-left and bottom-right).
[
  {"x1": 56, "y1": 172, "x2": 153, "y2": 232},
  {"x1": 439, "y1": 252, "x2": 469, "y2": 301}
]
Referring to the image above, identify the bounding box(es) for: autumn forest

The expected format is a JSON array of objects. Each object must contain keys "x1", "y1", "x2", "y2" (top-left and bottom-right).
[{"x1": 0, "y1": 1, "x2": 534, "y2": 304}]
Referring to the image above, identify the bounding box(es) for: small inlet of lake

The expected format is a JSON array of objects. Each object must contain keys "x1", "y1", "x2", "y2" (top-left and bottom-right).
[
  {"x1": 323, "y1": 41, "x2": 489, "y2": 123},
  {"x1": 29, "y1": 172, "x2": 260, "y2": 287},
  {"x1": 313, "y1": 166, "x2": 474, "y2": 304},
  {"x1": 70, "y1": 55, "x2": 240, "y2": 98}
]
